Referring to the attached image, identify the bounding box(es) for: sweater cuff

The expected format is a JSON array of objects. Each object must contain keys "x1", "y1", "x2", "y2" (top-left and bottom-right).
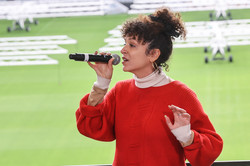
[
  {"x1": 79, "y1": 94, "x2": 103, "y2": 117},
  {"x1": 94, "y1": 75, "x2": 111, "y2": 90},
  {"x1": 184, "y1": 130, "x2": 202, "y2": 150}
]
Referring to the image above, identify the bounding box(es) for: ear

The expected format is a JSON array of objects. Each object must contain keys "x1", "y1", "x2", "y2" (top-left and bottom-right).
[{"x1": 148, "y1": 48, "x2": 161, "y2": 63}]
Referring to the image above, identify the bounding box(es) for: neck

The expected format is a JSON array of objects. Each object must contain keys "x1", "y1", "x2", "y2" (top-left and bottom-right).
[
  {"x1": 133, "y1": 68, "x2": 154, "y2": 78},
  {"x1": 133, "y1": 68, "x2": 170, "y2": 88}
]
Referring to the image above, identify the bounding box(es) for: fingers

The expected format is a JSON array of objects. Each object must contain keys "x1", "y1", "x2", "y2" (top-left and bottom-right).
[
  {"x1": 165, "y1": 105, "x2": 191, "y2": 129},
  {"x1": 180, "y1": 113, "x2": 190, "y2": 119},
  {"x1": 172, "y1": 105, "x2": 190, "y2": 118},
  {"x1": 87, "y1": 51, "x2": 114, "y2": 79},
  {"x1": 96, "y1": 51, "x2": 111, "y2": 56},
  {"x1": 93, "y1": 51, "x2": 114, "y2": 66},
  {"x1": 168, "y1": 105, "x2": 185, "y2": 119},
  {"x1": 168, "y1": 105, "x2": 186, "y2": 114}
]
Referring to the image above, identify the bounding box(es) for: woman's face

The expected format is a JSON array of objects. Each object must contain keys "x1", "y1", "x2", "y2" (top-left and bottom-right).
[{"x1": 121, "y1": 36, "x2": 154, "y2": 78}]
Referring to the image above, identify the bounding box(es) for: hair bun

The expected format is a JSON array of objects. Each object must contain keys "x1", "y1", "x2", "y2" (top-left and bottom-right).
[{"x1": 149, "y1": 8, "x2": 186, "y2": 39}]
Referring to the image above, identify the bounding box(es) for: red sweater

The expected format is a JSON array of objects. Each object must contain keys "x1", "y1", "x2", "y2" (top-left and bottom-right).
[{"x1": 76, "y1": 80, "x2": 223, "y2": 166}]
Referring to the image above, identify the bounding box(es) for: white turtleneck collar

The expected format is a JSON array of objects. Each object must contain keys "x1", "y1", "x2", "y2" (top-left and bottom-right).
[
  {"x1": 94, "y1": 68, "x2": 171, "y2": 90},
  {"x1": 133, "y1": 68, "x2": 170, "y2": 88}
]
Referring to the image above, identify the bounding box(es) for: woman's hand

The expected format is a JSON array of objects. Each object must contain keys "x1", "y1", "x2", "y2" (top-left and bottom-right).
[
  {"x1": 87, "y1": 51, "x2": 114, "y2": 79},
  {"x1": 164, "y1": 105, "x2": 194, "y2": 147},
  {"x1": 164, "y1": 105, "x2": 190, "y2": 130}
]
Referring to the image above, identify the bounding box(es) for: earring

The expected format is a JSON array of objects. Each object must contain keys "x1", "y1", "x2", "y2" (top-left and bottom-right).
[{"x1": 152, "y1": 62, "x2": 158, "y2": 71}]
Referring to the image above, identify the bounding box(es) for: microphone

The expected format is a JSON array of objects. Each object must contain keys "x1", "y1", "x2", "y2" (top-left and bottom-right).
[{"x1": 69, "y1": 53, "x2": 120, "y2": 65}]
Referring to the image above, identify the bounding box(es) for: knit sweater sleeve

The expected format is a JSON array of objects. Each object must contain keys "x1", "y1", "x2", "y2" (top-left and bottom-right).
[
  {"x1": 75, "y1": 85, "x2": 116, "y2": 142},
  {"x1": 179, "y1": 86, "x2": 223, "y2": 166}
]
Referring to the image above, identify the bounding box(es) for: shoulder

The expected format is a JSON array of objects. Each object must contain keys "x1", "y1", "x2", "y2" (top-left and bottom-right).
[
  {"x1": 105, "y1": 79, "x2": 135, "y2": 99},
  {"x1": 171, "y1": 81, "x2": 206, "y2": 116},
  {"x1": 115, "y1": 79, "x2": 135, "y2": 88},
  {"x1": 107, "y1": 79, "x2": 135, "y2": 95},
  {"x1": 171, "y1": 80, "x2": 197, "y2": 97}
]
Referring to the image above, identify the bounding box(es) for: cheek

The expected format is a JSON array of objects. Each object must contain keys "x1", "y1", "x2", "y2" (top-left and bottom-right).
[
  {"x1": 130, "y1": 57, "x2": 151, "y2": 70},
  {"x1": 136, "y1": 55, "x2": 151, "y2": 65}
]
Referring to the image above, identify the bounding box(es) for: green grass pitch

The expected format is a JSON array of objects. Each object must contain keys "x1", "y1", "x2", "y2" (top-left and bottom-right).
[{"x1": 0, "y1": 9, "x2": 250, "y2": 166}]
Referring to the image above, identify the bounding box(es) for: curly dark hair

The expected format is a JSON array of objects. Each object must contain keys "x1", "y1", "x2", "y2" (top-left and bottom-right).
[{"x1": 121, "y1": 7, "x2": 186, "y2": 71}]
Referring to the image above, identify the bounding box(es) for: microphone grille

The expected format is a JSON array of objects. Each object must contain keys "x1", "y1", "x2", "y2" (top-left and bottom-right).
[{"x1": 112, "y1": 54, "x2": 121, "y2": 65}]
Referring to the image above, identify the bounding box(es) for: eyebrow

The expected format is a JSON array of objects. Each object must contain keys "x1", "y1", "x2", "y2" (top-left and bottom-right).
[{"x1": 125, "y1": 37, "x2": 138, "y2": 43}]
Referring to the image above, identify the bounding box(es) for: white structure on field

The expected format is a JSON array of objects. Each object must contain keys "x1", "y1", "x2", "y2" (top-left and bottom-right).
[
  {"x1": 0, "y1": 35, "x2": 77, "y2": 66},
  {"x1": 99, "y1": 19, "x2": 250, "y2": 52}
]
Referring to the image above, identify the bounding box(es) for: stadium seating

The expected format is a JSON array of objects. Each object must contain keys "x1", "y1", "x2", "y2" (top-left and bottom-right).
[
  {"x1": 128, "y1": 0, "x2": 250, "y2": 14},
  {"x1": 0, "y1": 0, "x2": 128, "y2": 20},
  {"x1": 0, "y1": 0, "x2": 128, "y2": 32}
]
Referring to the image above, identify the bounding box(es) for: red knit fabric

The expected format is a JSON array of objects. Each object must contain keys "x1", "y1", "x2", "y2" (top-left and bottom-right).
[{"x1": 76, "y1": 80, "x2": 223, "y2": 166}]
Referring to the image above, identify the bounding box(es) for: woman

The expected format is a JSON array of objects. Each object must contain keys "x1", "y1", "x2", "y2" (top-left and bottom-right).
[{"x1": 75, "y1": 7, "x2": 223, "y2": 166}]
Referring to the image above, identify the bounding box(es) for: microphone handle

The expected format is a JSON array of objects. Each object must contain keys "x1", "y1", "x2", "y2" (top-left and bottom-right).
[
  {"x1": 89, "y1": 54, "x2": 112, "y2": 63},
  {"x1": 69, "y1": 53, "x2": 112, "y2": 62}
]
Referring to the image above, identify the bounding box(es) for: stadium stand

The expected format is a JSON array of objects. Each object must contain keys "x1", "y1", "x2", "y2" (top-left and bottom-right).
[
  {"x1": 0, "y1": 0, "x2": 128, "y2": 32},
  {"x1": 0, "y1": 0, "x2": 128, "y2": 19},
  {"x1": 128, "y1": 0, "x2": 250, "y2": 14}
]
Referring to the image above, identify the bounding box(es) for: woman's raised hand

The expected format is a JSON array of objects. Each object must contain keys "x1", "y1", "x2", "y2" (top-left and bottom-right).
[
  {"x1": 87, "y1": 51, "x2": 114, "y2": 79},
  {"x1": 164, "y1": 105, "x2": 194, "y2": 147},
  {"x1": 164, "y1": 105, "x2": 190, "y2": 130}
]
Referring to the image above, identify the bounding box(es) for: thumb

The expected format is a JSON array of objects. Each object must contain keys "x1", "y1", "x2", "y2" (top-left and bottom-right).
[
  {"x1": 165, "y1": 115, "x2": 174, "y2": 129},
  {"x1": 87, "y1": 61, "x2": 95, "y2": 69}
]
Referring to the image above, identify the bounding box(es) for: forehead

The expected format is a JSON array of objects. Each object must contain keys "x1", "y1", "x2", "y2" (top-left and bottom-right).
[
  {"x1": 124, "y1": 36, "x2": 137, "y2": 41},
  {"x1": 124, "y1": 36, "x2": 145, "y2": 44}
]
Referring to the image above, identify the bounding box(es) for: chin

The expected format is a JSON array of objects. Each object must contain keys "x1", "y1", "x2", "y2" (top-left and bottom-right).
[
  {"x1": 122, "y1": 67, "x2": 128, "y2": 72},
  {"x1": 123, "y1": 64, "x2": 136, "y2": 73},
  {"x1": 122, "y1": 66, "x2": 131, "y2": 73}
]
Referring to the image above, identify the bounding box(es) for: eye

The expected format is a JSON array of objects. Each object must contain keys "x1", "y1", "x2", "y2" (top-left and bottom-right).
[{"x1": 129, "y1": 44, "x2": 136, "y2": 47}]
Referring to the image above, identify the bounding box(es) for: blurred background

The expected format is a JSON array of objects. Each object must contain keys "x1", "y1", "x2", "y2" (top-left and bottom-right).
[{"x1": 0, "y1": 0, "x2": 250, "y2": 165}]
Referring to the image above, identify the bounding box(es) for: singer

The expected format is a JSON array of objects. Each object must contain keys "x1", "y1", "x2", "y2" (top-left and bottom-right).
[{"x1": 75, "y1": 7, "x2": 223, "y2": 166}]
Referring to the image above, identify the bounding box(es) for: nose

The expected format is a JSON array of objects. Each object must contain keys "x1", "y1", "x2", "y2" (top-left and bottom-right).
[{"x1": 121, "y1": 45, "x2": 127, "y2": 55}]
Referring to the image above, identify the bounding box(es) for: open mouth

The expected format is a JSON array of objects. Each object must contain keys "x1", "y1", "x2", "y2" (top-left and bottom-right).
[{"x1": 122, "y1": 57, "x2": 129, "y2": 62}]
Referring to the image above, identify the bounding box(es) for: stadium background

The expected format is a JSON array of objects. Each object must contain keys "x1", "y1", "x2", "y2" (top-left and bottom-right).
[{"x1": 0, "y1": 2, "x2": 250, "y2": 166}]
